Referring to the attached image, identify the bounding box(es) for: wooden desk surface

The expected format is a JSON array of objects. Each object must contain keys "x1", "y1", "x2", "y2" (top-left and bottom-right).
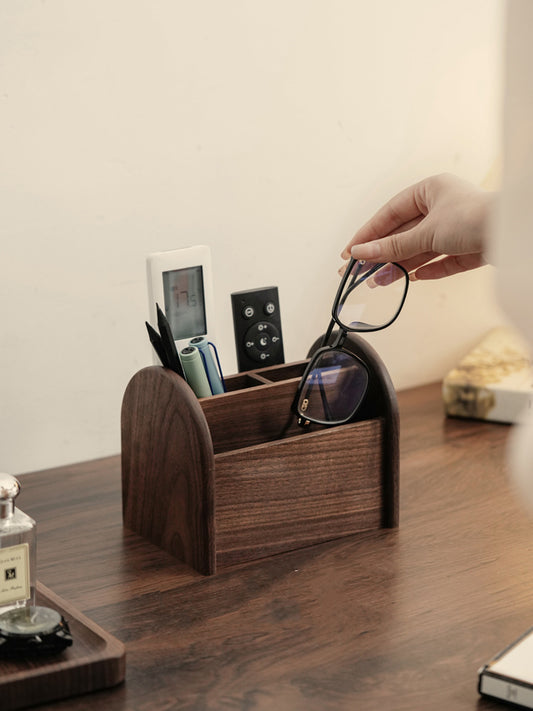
[{"x1": 18, "y1": 382, "x2": 533, "y2": 711}]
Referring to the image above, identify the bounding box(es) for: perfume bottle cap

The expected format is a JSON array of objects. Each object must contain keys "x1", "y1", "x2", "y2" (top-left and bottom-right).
[
  {"x1": 0, "y1": 474, "x2": 20, "y2": 519},
  {"x1": 0, "y1": 474, "x2": 20, "y2": 500}
]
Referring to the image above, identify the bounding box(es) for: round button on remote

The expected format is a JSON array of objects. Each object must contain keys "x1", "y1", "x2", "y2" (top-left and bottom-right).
[
  {"x1": 243, "y1": 322, "x2": 282, "y2": 363},
  {"x1": 257, "y1": 334, "x2": 270, "y2": 350}
]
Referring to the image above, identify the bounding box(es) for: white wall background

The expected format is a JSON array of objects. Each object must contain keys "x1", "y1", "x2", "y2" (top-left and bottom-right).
[{"x1": 1, "y1": 0, "x2": 506, "y2": 475}]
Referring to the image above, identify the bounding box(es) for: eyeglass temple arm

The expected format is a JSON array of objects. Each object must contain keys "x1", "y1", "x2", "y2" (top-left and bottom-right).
[
  {"x1": 320, "y1": 262, "x2": 376, "y2": 346},
  {"x1": 320, "y1": 261, "x2": 365, "y2": 346},
  {"x1": 322, "y1": 260, "x2": 393, "y2": 347},
  {"x1": 318, "y1": 370, "x2": 334, "y2": 420},
  {"x1": 340, "y1": 261, "x2": 384, "y2": 306},
  {"x1": 299, "y1": 361, "x2": 335, "y2": 422},
  {"x1": 320, "y1": 319, "x2": 336, "y2": 347}
]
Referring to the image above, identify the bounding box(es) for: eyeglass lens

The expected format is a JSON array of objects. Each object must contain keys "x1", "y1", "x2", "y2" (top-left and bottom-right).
[
  {"x1": 335, "y1": 261, "x2": 407, "y2": 331},
  {"x1": 296, "y1": 349, "x2": 369, "y2": 424}
]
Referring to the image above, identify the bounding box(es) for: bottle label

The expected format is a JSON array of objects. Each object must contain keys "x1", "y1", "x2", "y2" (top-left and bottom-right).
[{"x1": 0, "y1": 543, "x2": 31, "y2": 606}]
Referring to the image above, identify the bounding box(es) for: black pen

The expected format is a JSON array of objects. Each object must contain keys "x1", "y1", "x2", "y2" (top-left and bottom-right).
[
  {"x1": 156, "y1": 303, "x2": 186, "y2": 379},
  {"x1": 145, "y1": 322, "x2": 168, "y2": 368}
]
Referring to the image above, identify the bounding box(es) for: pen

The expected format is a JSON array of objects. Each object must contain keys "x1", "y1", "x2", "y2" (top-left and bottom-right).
[
  {"x1": 155, "y1": 303, "x2": 186, "y2": 379},
  {"x1": 145, "y1": 322, "x2": 168, "y2": 368},
  {"x1": 180, "y1": 346, "x2": 212, "y2": 398},
  {"x1": 189, "y1": 336, "x2": 225, "y2": 394}
]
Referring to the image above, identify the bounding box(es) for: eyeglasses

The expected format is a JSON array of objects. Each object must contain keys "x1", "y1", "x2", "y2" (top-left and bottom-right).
[{"x1": 292, "y1": 259, "x2": 409, "y2": 426}]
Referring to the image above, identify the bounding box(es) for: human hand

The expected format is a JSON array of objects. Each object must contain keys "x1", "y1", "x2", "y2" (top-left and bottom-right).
[{"x1": 341, "y1": 173, "x2": 495, "y2": 280}]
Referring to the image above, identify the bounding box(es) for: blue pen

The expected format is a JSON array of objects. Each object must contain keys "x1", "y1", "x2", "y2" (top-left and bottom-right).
[{"x1": 189, "y1": 337, "x2": 225, "y2": 394}]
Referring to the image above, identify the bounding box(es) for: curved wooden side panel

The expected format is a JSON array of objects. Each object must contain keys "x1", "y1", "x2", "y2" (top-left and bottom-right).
[
  {"x1": 307, "y1": 332, "x2": 400, "y2": 527},
  {"x1": 121, "y1": 366, "x2": 216, "y2": 574}
]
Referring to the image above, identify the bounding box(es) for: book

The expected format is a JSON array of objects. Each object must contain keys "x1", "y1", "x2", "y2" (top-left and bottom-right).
[
  {"x1": 479, "y1": 627, "x2": 533, "y2": 708},
  {"x1": 442, "y1": 326, "x2": 533, "y2": 424}
]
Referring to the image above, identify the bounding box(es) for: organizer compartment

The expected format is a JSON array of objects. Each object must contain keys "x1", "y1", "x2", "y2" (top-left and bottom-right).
[
  {"x1": 121, "y1": 334, "x2": 399, "y2": 575},
  {"x1": 214, "y1": 417, "x2": 384, "y2": 567},
  {"x1": 200, "y1": 377, "x2": 303, "y2": 453},
  {"x1": 222, "y1": 372, "x2": 269, "y2": 392}
]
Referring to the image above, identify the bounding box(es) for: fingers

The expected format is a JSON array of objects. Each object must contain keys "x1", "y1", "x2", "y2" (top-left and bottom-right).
[
  {"x1": 388, "y1": 251, "x2": 440, "y2": 274},
  {"x1": 339, "y1": 251, "x2": 486, "y2": 281},
  {"x1": 339, "y1": 250, "x2": 440, "y2": 279},
  {"x1": 348, "y1": 222, "x2": 435, "y2": 265},
  {"x1": 411, "y1": 254, "x2": 487, "y2": 280},
  {"x1": 340, "y1": 173, "x2": 490, "y2": 283},
  {"x1": 341, "y1": 182, "x2": 427, "y2": 260}
]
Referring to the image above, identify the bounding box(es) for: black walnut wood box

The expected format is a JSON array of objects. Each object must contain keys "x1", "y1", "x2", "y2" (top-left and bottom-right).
[{"x1": 121, "y1": 334, "x2": 399, "y2": 575}]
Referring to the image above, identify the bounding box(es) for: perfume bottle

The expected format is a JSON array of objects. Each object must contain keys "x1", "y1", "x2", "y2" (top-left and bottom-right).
[{"x1": 0, "y1": 474, "x2": 36, "y2": 614}]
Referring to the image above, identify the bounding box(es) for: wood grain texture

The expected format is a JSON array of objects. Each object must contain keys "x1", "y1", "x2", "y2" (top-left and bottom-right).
[
  {"x1": 19, "y1": 382, "x2": 524, "y2": 710},
  {"x1": 0, "y1": 583, "x2": 125, "y2": 711},
  {"x1": 121, "y1": 366, "x2": 216, "y2": 574},
  {"x1": 121, "y1": 352, "x2": 396, "y2": 574},
  {"x1": 307, "y1": 332, "x2": 400, "y2": 526},
  {"x1": 199, "y1": 377, "x2": 304, "y2": 454},
  {"x1": 215, "y1": 419, "x2": 384, "y2": 566}
]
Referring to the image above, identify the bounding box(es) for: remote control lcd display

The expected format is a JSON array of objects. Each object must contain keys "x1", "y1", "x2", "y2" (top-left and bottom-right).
[{"x1": 163, "y1": 266, "x2": 207, "y2": 340}]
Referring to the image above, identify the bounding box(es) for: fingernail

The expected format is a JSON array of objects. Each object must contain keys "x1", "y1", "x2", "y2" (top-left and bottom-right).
[
  {"x1": 409, "y1": 272, "x2": 418, "y2": 282},
  {"x1": 351, "y1": 242, "x2": 380, "y2": 260}
]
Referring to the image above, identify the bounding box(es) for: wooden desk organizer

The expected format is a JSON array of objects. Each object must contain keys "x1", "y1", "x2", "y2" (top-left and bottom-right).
[{"x1": 121, "y1": 333, "x2": 399, "y2": 575}]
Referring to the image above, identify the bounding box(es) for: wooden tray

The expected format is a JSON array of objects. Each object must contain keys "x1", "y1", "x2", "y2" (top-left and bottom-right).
[{"x1": 0, "y1": 582, "x2": 126, "y2": 711}]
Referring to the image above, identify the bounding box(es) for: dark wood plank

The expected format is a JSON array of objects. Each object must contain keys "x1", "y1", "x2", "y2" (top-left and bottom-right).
[
  {"x1": 121, "y1": 366, "x2": 216, "y2": 575},
  {"x1": 215, "y1": 418, "x2": 384, "y2": 565},
  {"x1": 200, "y1": 376, "x2": 304, "y2": 453},
  {"x1": 14, "y1": 382, "x2": 523, "y2": 711},
  {"x1": 307, "y1": 332, "x2": 400, "y2": 527}
]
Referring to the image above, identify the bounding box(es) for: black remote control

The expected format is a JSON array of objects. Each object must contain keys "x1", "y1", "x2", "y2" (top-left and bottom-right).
[{"x1": 231, "y1": 286, "x2": 285, "y2": 372}]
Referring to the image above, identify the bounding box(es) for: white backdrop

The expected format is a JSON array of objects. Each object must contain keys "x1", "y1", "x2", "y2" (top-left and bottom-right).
[{"x1": 1, "y1": 0, "x2": 506, "y2": 474}]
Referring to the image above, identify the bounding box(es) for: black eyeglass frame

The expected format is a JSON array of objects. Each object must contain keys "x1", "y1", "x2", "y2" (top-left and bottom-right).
[{"x1": 292, "y1": 258, "x2": 409, "y2": 427}]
